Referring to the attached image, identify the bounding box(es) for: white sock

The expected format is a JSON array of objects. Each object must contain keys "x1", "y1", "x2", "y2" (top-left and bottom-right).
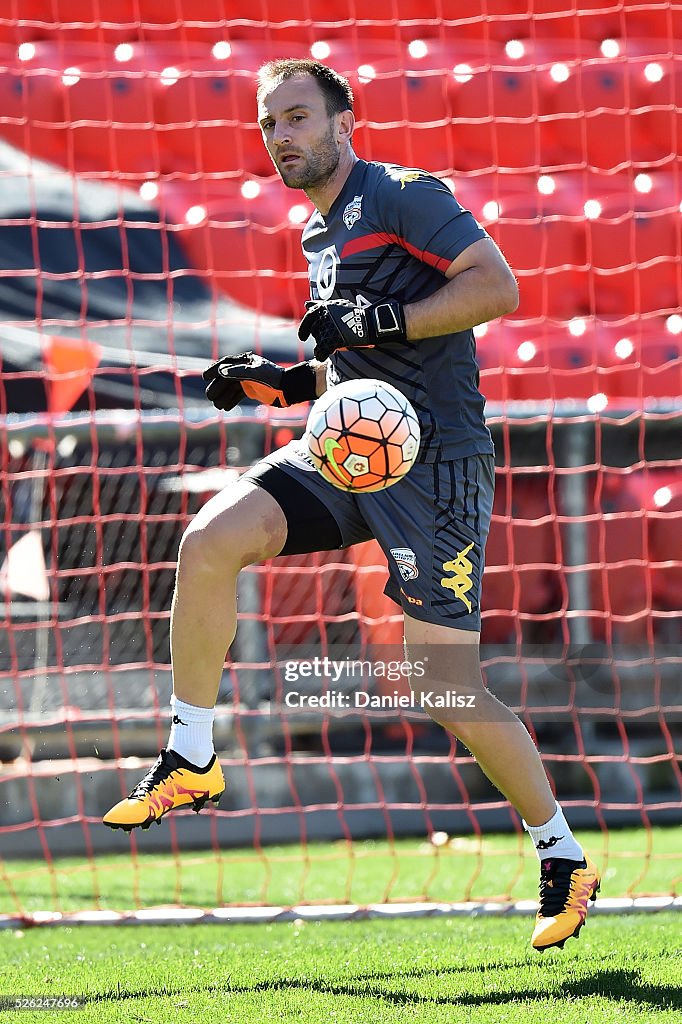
[
  {"x1": 523, "y1": 803, "x2": 584, "y2": 862},
  {"x1": 168, "y1": 695, "x2": 215, "y2": 767}
]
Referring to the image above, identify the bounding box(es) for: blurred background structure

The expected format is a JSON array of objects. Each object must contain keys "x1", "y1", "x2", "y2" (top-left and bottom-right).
[{"x1": 0, "y1": 2, "x2": 680, "y2": 916}]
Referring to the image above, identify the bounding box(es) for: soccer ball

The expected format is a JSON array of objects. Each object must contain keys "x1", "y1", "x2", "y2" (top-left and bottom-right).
[{"x1": 305, "y1": 379, "x2": 421, "y2": 492}]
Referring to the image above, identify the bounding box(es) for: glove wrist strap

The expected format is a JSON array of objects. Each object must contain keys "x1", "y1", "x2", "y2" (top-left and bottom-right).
[
  {"x1": 371, "y1": 300, "x2": 407, "y2": 344},
  {"x1": 281, "y1": 360, "x2": 318, "y2": 405}
]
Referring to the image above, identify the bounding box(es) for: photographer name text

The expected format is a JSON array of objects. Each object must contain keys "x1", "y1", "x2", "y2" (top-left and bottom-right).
[{"x1": 283, "y1": 690, "x2": 476, "y2": 710}]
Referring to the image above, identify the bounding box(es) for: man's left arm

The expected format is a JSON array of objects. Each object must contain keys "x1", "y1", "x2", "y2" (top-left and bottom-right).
[
  {"x1": 298, "y1": 236, "x2": 519, "y2": 360},
  {"x1": 404, "y1": 236, "x2": 519, "y2": 340}
]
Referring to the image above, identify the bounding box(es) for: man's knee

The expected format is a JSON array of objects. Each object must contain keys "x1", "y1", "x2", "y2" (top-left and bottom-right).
[
  {"x1": 178, "y1": 516, "x2": 232, "y2": 578},
  {"x1": 410, "y1": 667, "x2": 490, "y2": 733},
  {"x1": 415, "y1": 683, "x2": 503, "y2": 741},
  {"x1": 178, "y1": 481, "x2": 287, "y2": 576}
]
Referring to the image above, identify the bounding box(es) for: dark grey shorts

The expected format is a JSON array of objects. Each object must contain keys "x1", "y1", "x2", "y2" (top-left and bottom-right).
[{"x1": 244, "y1": 442, "x2": 495, "y2": 632}]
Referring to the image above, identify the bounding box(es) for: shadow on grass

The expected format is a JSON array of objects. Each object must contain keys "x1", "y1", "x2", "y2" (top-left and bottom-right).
[{"x1": 85, "y1": 969, "x2": 681, "y2": 1012}]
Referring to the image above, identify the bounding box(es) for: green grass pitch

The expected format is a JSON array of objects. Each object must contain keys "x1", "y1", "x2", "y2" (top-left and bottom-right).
[
  {"x1": 1, "y1": 827, "x2": 680, "y2": 915},
  {"x1": 1, "y1": 914, "x2": 680, "y2": 1023},
  {"x1": 0, "y1": 827, "x2": 680, "y2": 1022}
]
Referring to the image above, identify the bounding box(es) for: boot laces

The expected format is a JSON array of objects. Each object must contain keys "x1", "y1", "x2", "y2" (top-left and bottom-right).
[
  {"x1": 129, "y1": 750, "x2": 176, "y2": 799},
  {"x1": 538, "y1": 858, "x2": 584, "y2": 917}
]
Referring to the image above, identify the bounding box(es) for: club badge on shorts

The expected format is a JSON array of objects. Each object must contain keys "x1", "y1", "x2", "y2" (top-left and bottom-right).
[{"x1": 390, "y1": 547, "x2": 419, "y2": 581}]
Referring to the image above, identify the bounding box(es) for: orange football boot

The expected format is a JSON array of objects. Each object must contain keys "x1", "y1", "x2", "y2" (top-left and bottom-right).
[
  {"x1": 532, "y1": 855, "x2": 601, "y2": 951},
  {"x1": 103, "y1": 748, "x2": 224, "y2": 831}
]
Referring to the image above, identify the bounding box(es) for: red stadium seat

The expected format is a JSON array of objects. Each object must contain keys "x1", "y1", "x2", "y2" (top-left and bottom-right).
[
  {"x1": 496, "y1": 170, "x2": 682, "y2": 320},
  {"x1": 62, "y1": 68, "x2": 161, "y2": 175},
  {"x1": 152, "y1": 42, "x2": 313, "y2": 176},
  {"x1": 539, "y1": 59, "x2": 680, "y2": 169},
  {"x1": 0, "y1": 56, "x2": 65, "y2": 163},
  {"x1": 584, "y1": 472, "x2": 651, "y2": 642},
  {"x1": 159, "y1": 178, "x2": 311, "y2": 318},
  {"x1": 596, "y1": 321, "x2": 682, "y2": 401},
  {"x1": 640, "y1": 335, "x2": 682, "y2": 400},
  {"x1": 502, "y1": 37, "x2": 604, "y2": 64},
  {"x1": 134, "y1": 1, "x2": 414, "y2": 47},
  {"x1": 447, "y1": 66, "x2": 547, "y2": 172},
  {"x1": 354, "y1": 69, "x2": 455, "y2": 172},
  {"x1": 628, "y1": 57, "x2": 681, "y2": 166},
  {"x1": 622, "y1": 2, "x2": 680, "y2": 41},
  {"x1": 483, "y1": 188, "x2": 588, "y2": 320},
  {"x1": 398, "y1": 39, "x2": 512, "y2": 73},
  {"x1": 306, "y1": 39, "x2": 407, "y2": 77},
  {"x1": 499, "y1": 322, "x2": 606, "y2": 402},
  {"x1": 37, "y1": 46, "x2": 177, "y2": 175},
  {"x1": 472, "y1": 296, "x2": 616, "y2": 406},
  {"x1": 3, "y1": 1, "x2": 137, "y2": 44},
  {"x1": 472, "y1": 314, "x2": 601, "y2": 406},
  {"x1": 524, "y1": 0, "x2": 622, "y2": 42},
  {"x1": 154, "y1": 66, "x2": 272, "y2": 176},
  {"x1": 137, "y1": 39, "x2": 311, "y2": 73},
  {"x1": 647, "y1": 480, "x2": 682, "y2": 624},
  {"x1": 584, "y1": 182, "x2": 680, "y2": 317},
  {"x1": 352, "y1": 44, "x2": 514, "y2": 169},
  {"x1": 539, "y1": 63, "x2": 634, "y2": 170},
  {"x1": 217, "y1": 1, "x2": 520, "y2": 43},
  {"x1": 483, "y1": 472, "x2": 564, "y2": 643},
  {"x1": 207, "y1": 40, "x2": 311, "y2": 72},
  {"x1": 130, "y1": 1, "x2": 254, "y2": 43},
  {"x1": 448, "y1": 167, "x2": 679, "y2": 324}
]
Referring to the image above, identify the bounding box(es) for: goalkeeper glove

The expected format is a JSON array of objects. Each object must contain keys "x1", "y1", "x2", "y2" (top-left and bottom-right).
[
  {"x1": 298, "y1": 299, "x2": 407, "y2": 361},
  {"x1": 203, "y1": 353, "x2": 317, "y2": 411}
]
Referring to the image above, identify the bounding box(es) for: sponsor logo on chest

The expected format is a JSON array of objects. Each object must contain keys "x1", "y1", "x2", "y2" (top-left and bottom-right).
[{"x1": 314, "y1": 244, "x2": 340, "y2": 300}]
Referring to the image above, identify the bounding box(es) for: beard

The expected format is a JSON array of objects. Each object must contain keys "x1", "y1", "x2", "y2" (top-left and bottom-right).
[{"x1": 277, "y1": 123, "x2": 341, "y2": 190}]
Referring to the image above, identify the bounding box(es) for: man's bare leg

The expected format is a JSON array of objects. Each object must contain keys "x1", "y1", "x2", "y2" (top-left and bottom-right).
[
  {"x1": 403, "y1": 614, "x2": 555, "y2": 826},
  {"x1": 103, "y1": 479, "x2": 287, "y2": 831},
  {"x1": 171, "y1": 479, "x2": 288, "y2": 709},
  {"x1": 403, "y1": 613, "x2": 600, "y2": 951}
]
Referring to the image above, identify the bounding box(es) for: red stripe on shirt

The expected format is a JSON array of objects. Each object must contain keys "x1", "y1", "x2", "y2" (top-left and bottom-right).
[{"x1": 341, "y1": 232, "x2": 452, "y2": 274}]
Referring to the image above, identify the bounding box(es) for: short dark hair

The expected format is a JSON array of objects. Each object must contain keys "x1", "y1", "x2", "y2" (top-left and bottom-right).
[{"x1": 257, "y1": 59, "x2": 354, "y2": 116}]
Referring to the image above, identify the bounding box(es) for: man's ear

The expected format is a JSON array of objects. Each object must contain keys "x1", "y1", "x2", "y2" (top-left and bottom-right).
[{"x1": 337, "y1": 108, "x2": 355, "y2": 143}]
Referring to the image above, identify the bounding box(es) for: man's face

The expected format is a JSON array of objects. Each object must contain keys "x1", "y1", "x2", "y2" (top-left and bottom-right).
[{"x1": 258, "y1": 75, "x2": 342, "y2": 190}]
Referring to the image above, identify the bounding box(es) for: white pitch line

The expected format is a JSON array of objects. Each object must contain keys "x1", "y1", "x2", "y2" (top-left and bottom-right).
[{"x1": 1, "y1": 896, "x2": 680, "y2": 929}]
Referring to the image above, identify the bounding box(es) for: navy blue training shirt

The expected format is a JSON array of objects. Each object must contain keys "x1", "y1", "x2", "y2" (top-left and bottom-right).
[{"x1": 301, "y1": 159, "x2": 495, "y2": 463}]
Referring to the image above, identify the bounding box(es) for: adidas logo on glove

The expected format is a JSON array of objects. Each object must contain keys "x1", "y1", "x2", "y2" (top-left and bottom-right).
[{"x1": 341, "y1": 308, "x2": 365, "y2": 338}]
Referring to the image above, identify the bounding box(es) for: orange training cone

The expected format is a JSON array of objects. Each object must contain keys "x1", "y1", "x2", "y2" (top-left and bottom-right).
[{"x1": 43, "y1": 335, "x2": 102, "y2": 413}]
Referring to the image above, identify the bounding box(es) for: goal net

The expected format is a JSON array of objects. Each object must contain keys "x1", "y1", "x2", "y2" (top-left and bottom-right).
[{"x1": 0, "y1": 1, "x2": 680, "y2": 925}]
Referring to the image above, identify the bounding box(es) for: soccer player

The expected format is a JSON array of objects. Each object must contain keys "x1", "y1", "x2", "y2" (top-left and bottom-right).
[{"x1": 103, "y1": 59, "x2": 600, "y2": 951}]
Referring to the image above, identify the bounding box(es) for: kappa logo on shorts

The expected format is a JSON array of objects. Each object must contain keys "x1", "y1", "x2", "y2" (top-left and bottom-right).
[
  {"x1": 343, "y1": 194, "x2": 363, "y2": 230},
  {"x1": 440, "y1": 542, "x2": 475, "y2": 612},
  {"x1": 390, "y1": 547, "x2": 419, "y2": 582}
]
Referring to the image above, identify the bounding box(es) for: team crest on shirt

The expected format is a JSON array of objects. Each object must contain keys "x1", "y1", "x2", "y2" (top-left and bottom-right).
[
  {"x1": 343, "y1": 194, "x2": 363, "y2": 230},
  {"x1": 390, "y1": 547, "x2": 419, "y2": 581}
]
